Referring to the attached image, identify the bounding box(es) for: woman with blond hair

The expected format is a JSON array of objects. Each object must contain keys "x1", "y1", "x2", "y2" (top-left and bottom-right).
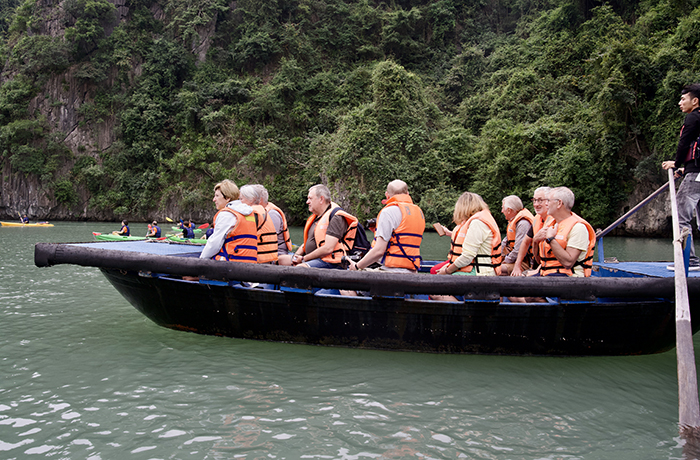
[
  {"x1": 199, "y1": 179, "x2": 257, "y2": 262},
  {"x1": 436, "y1": 192, "x2": 502, "y2": 276}
]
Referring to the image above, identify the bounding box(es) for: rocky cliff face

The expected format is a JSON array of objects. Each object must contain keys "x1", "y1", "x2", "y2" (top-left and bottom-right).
[{"x1": 0, "y1": 0, "x2": 219, "y2": 224}]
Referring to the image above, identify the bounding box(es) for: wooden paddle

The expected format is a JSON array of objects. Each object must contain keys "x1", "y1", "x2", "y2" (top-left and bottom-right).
[{"x1": 667, "y1": 168, "x2": 700, "y2": 437}]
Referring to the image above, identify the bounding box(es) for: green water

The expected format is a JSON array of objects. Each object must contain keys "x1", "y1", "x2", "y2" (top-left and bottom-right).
[{"x1": 1, "y1": 222, "x2": 697, "y2": 459}]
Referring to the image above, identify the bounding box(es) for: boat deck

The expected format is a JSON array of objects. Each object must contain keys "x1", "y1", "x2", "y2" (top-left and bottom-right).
[{"x1": 66, "y1": 240, "x2": 700, "y2": 278}]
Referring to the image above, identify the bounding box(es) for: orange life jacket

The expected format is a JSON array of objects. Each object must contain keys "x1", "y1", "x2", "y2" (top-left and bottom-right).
[
  {"x1": 504, "y1": 208, "x2": 535, "y2": 255},
  {"x1": 212, "y1": 207, "x2": 258, "y2": 263},
  {"x1": 377, "y1": 194, "x2": 425, "y2": 270},
  {"x1": 532, "y1": 213, "x2": 555, "y2": 263},
  {"x1": 265, "y1": 202, "x2": 293, "y2": 252},
  {"x1": 540, "y1": 213, "x2": 596, "y2": 277},
  {"x1": 252, "y1": 205, "x2": 278, "y2": 264},
  {"x1": 302, "y1": 202, "x2": 359, "y2": 264},
  {"x1": 447, "y1": 209, "x2": 502, "y2": 273}
]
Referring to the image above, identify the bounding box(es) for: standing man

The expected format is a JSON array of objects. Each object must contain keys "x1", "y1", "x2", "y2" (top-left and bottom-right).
[
  {"x1": 540, "y1": 187, "x2": 596, "y2": 277},
  {"x1": 348, "y1": 179, "x2": 425, "y2": 273},
  {"x1": 498, "y1": 195, "x2": 534, "y2": 276},
  {"x1": 662, "y1": 83, "x2": 700, "y2": 271},
  {"x1": 279, "y1": 184, "x2": 358, "y2": 269}
]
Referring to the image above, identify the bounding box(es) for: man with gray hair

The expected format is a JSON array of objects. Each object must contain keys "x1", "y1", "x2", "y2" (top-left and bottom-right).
[
  {"x1": 255, "y1": 184, "x2": 294, "y2": 256},
  {"x1": 540, "y1": 187, "x2": 596, "y2": 277},
  {"x1": 511, "y1": 186, "x2": 553, "y2": 276},
  {"x1": 498, "y1": 195, "x2": 534, "y2": 276},
  {"x1": 280, "y1": 184, "x2": 358, "y2": 269},
  {"x1": 240, "y1": 184, "x2": 278, "y2": 264}
]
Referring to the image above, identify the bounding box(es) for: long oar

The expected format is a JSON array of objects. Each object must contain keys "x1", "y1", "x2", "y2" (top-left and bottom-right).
[{"x1": 667, "y1": 168, "x2": 700, "y2": 437}]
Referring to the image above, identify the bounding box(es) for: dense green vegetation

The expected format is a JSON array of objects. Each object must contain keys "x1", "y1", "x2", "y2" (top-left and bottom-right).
[{"x1": 0, "y1": 0, "x2": 697, "y2": 227}]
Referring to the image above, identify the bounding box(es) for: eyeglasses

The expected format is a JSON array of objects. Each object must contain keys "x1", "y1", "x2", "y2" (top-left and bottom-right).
[{"x1": 531, "y1": 198, "x2": 546, "y2": 203}]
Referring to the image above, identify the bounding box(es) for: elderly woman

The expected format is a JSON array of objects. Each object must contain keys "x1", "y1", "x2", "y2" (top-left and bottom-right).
[
  {"x1": 436, "y1": 192, "x2": 502, "y2": 276},
  {"x1": 199, "y1": 180, "x2": 257, "y2": 262}
]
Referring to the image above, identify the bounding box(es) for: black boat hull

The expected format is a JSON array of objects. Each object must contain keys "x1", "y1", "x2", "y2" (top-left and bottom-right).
[{"x1": 101, "y1": 268, "x2": 695, "y2": 356}]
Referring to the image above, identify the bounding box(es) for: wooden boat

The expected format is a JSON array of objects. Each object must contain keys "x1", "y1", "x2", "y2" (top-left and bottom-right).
[
  {"x1": 1, "y1": 221, "x2": 53, "y2": 227},
  {"x1": 33, "y1": 240, "x2": 700, "y2": 356}
]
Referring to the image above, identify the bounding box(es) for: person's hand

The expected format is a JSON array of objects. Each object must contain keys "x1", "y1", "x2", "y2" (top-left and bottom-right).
[
  {"x1": 545, "y1": 224, "x2": 558, "y2": 240},
  {"x1": 662, "y1": 160, "x2": 675, "y2": 170},
  {"x1": 292, "y1": 254, "x2": 303, "y2": 266},
  {"x1": 348, "y1": 260, "x2": 358, "y2": 271},
  {"x1": 436, "y1": 264, "x2": 449, "y2": 275},
  {"x1": 511, "y1": 265, "x2": 523, "y2": 277}
]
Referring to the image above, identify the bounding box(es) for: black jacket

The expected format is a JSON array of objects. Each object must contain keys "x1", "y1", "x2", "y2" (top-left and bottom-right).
[{"x1": 675, "y1": 107, "x2": 700, "y2": 173}]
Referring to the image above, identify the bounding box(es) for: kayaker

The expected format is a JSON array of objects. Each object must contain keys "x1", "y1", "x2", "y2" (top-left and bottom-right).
[
  {"x1": 498, "y1": 195, "x2": 534, "y2": 276},
  {"x1": 240, "y1": 184, "x2": 278, "y2": 264},
  {"x1": 146, "y1": 221, "x2": 161, "y2": 238},
  {"x1": 347, "y1": 179, "x2": 424, "y2": 273},
  {"x1": 540, "y1": 187, "x2": 596, "y2": 277},
  {"x1": 279, "y1": 184, "x2": 358, "y2": 269},
  {"x1": 199, "y1": 179, "x2": 257, "y2": 262},
  {"x1": 662, "y1": 83, "x2": 700, "y2": 271},
  {"x1": 20, "y1": 214, "x2": 29, "y2": 224},
  {"x1": 113, "y1": 220, "x2": 130, "y2": 236},
  {"x1": 181, "y1": 219, "x2": 195, "y2": 239}
]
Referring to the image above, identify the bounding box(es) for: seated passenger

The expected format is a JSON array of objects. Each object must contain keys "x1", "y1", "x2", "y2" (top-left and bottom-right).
[
  {"x1": 199, "y1": 180, "x2": 257, "y2": 262},
  {"x1": 21, "y1": 214, "x2": 29, "y2": 224},
  {"x1": 511, "y1": 187, "x2": 553, "y2": 277},
  {"x1": 240, "y1": 184, "x2": 279, "y2": 264},
  {"x1": 347, "y1": 179, "x2": 424, "y2": 273},
  {"x1": 498, "y1": 195, "x2": 534, "y2": 276},
  {"x1": 113, "y1": 220, "x2": 130, "y2": 236},
  {"x1": 256, "y1": 184, "x2": 294, "y2": 256},
  {"x1": 540, "y1": 187, "x2": 595, "y2": 277},
  {"x1": 146, "y1": 221, "x2": 161, "y2": 238},
  {"x1": 436, "y1": 192, "x2": 502, "y2": 276},
  {"x1": 279, "y1": 184, "x2": 358, "y2": 269}
]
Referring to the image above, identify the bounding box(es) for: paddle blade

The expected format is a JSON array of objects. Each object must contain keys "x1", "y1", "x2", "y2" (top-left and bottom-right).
[
  {"x1": 198, "y1": 223, "x2": 210, "y2": 229},
  {"x1": 92, "y1": 232, "x2": 101, "y2": 236},
  {"x1": 166, "y1": 217, "x2": 174, "y2": 222}
]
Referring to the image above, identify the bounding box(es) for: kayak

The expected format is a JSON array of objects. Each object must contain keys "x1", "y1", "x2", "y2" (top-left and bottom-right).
[
  {"x1": 1, "y1": 221, "x2": 53, "y2": 227},
  {"x1": 167, "y1": 235, "x2": 207, "y2": 244},
  {"x1": 171, "y1": 227, "x2": 202, "y2": 234},
  {"x1": 93, "y1": 232, "x2": 147, "y2": 242}
]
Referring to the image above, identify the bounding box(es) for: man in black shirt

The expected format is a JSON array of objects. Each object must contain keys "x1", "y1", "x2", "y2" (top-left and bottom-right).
[{"x1": 662, "y1": 83, "x2": 700, "y2": 270}]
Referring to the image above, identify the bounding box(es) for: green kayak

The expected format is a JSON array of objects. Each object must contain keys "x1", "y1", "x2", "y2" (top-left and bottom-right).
[
  {"x1": 171, "y1": 226, "x2": 202, "y2": 234},
  {"x1": 93, "y1": 232, "x2": 147, "y2": 242},
  {"x1": 166, "y1": 235, "x2": 207, "y2": 244}
]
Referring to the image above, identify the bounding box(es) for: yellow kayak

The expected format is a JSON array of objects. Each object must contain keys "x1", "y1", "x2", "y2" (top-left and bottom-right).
[{"x1": 1, "y1": 221, "x2": 54, "y2": 227}]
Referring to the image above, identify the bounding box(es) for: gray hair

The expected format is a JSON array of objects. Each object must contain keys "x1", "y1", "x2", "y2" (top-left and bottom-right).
[
  {"x1": 533, "y1": 186, "x2": 551, "y2": 197},
  {"x1": 254, "y1": 184, "x2": 269, "y2": 205},
  {"x1": 549, "y1": 186, "x2": 575, "y2": 210},
  {"x1": 309, "y1": 184, "x2": 331, "y2": 203},
  {"x1": 502, "y1": 195, "x2": 523, "y2": 212},
  {"x1": 239, "y1": 184, "x2": 261, "y2": 205}
]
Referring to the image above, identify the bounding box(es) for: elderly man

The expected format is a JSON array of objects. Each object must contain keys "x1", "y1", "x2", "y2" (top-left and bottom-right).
[
  {"x1": 498, "y1": 195, "x2": 534, "y2": 276},
  {"x1": 279, "y1": 184, "x2": 358, "y2": 269},
  {"x1": 254, "y1": 184, "x2": 294, "y2": 256},
  {"x1": 347, "y1": 179, "x2": 425, "y2": 273},
  {"x1": 511, "y1": 187, "x2": 553, "y2": 276},
  {"x1": 240, "y1": 184, "x2": 278, "y2": 264},
  {"x1": 540, "y1": 187, "x2": 596, "y2": 277}
]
